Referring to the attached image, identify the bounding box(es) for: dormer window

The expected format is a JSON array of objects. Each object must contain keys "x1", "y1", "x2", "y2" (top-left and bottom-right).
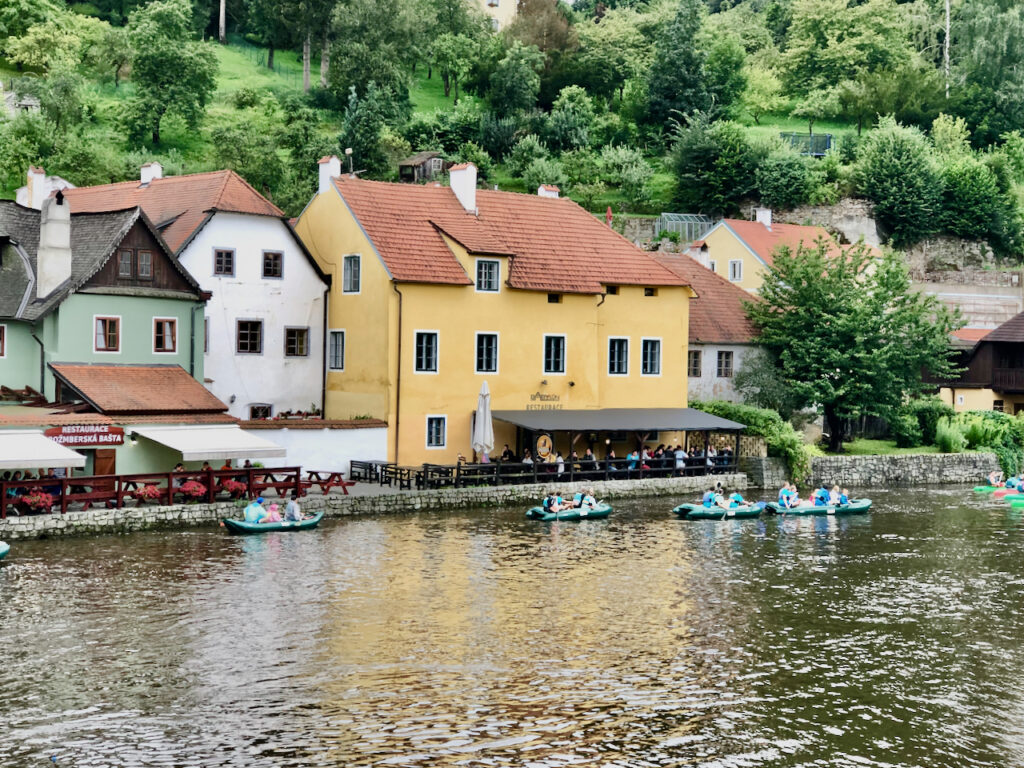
[{"x1": 476, "y1": 259, "x2": 499, "y2": 292}]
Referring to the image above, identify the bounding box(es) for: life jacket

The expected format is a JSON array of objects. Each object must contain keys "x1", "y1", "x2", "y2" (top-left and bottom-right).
[
  {"x1": 702, "y1": 491, "x2": 715, "y2": 507},
  {"x1": 573, "y1": 492, "x2": 584, "y2": 504},
  {"x1": 730, "y1": 493, "x2": 744, "y2": 505},
  {"x1": 543, "y1": 496, "x2": 554, "y2": 511},
  {"x1": 839, "y1": 494, "x2": 849, "y2": 505}
]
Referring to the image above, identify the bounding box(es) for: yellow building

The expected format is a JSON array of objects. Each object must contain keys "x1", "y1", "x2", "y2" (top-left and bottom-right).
[
  {"x1": 476, "y1": 0, "x2": 515, "y2": 31},
  {"x1": 937, "y1": 321, "x2": 1024, "y2": 414},
  {"x1": 295, "y1": 160, "x2": 714, "y2": 465},
  {"x1": 694, "y1": 210, "x2": 848, "y2": 295}
]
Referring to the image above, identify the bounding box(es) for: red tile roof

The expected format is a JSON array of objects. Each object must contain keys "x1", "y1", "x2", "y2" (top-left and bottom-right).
[
  {"x1": 49, "y1": 364, "x2": 228, "y2": 415},
  {"x1": 62, "y1": 171, "x2": 283, "y2": 254},
  {"x1": 653, "y1": 254, "x2": 758, "y2": 344},
  {"x1": 718, "y1": 219, "x2": 838, "y2": 267},
  {"x1": 331, "y1": 177, "x2": 688, "y2": 293},
  {"x1": 953, "y1": 328, "x2": 992, "y2": 342}
]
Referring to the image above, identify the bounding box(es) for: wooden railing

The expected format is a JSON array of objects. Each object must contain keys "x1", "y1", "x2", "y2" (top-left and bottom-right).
[
  {"x1": 993, "y1": 368, "x2": 1024, "y2": 390},
  {"x1": 0, "y1": 467, "x2": 355, "y2": 519},
  {"x1": 360, "y1": 455, "x2": 739, "y2": 492}
]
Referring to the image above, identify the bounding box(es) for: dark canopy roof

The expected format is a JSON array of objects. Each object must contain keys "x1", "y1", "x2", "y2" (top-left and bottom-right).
[{"x1": 492, "y1": 408, "x2": 745, "y2": 433}]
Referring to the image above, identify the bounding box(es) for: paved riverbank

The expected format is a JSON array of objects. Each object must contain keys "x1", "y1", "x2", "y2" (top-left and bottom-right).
[{"x1": 0, "y1": 473, "x2": 747, "y2": 540}]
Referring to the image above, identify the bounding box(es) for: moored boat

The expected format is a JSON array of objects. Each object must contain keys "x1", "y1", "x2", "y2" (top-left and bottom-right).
[
  {"x1": 765, "y1": 499, "x2": 872, "y2": 516},
  {"x1": 526, "y1": 503, "x2": 612, "y2": 522},
  {"x1": 222, "y1": 511, "x2": 324, "y2": 535},
  {"x1": 974, "y1": 485, "x2": 999, "y2": 493},
  {"x1": 0, "y1": 541, "x2": 8, "y2": 561},
  {"x1": 993, "y1": 488, "x2": 1022, "y2": 499},
  {"x1": 672, "y1": 502, "x2": 765, "y2": 520}
]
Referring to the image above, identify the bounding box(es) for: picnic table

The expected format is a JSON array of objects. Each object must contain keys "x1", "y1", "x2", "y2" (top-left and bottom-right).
[{"x1": 304, "y1": 470, "x2": 355, "y2": 496}]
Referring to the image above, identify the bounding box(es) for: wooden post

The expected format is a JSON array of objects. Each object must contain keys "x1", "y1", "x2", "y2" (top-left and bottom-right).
[
  {"x1": 115, "y1": 477, "x2": 124, "y2": 509},
  {"x1": 207, "y1": 467, "x2": 215, "y2": 503},
  {"x1": 61, "y1": 478, "x2": 68, "y2": 515},
  {"x1": 733, "y1": 431, "x2": 741, "y2": 472},
  {"x1": 294, "y1": 467, "x2": 302, "y2": 498}
]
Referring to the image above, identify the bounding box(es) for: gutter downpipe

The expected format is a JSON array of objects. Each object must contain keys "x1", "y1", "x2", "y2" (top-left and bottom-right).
[
  {"x1": 392, "y1": 283, "x2": 403, "y2": 463},
  {"x1": 321, "y1": 286, "x2": 329, "y2": 417},
  {"x1": 31, "y1": 332, "x2": 45, "y2": 394},
  {"x1": 189, "y1": 303, "x2": 204, "y2": 377}
]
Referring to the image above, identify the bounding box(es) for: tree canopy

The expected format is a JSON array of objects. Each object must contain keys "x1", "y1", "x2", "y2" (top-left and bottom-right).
[{"x1": 746, "y1": 241, "x2": 962, "y2": 452}]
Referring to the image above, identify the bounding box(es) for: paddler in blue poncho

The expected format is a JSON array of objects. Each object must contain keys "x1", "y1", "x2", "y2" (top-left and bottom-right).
[{"x1": 243, "y1": 497, "x2": 265, "y2": 523}]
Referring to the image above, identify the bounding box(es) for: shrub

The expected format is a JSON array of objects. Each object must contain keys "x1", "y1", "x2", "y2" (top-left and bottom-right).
[
  {"x1": 231, "y1": 87, "x2": 263, "y2": 110},
  {"x1": 689, "y1": 400, "x2": 812, "y2": 481},
  {"x1": 506, "y1": 134, "x2": 548, "y2": 178},
  {"x1": 544, "y1": 85, "x2": 595, "y2": 153},
  {"x1": 903, "y1": 397, "x2": 954, "y2": 445},
  {"x1": 939, "y1": 156, "x2": 1003, "y2": 241},
  {"x1": 755, "y1": 150, "x2": 815, "y2": 210},
  {"x1": 889, "y1": 411, "x2": 923, "y2": 448},
  {"x1": 935, "y1": 417, "x2": 967, "y2": 454},
  {"x1": 478, "y1": 111, "x2": 519, "y2": 161},
  {"x1": 668, "y1": 117, "x2": 760, "y2": 216},
  {"x1": 453, "y1": 141, "x2": 492, "y2": 181},
  {"x1": 522, "y1": 157, "x2": 566, "y2": 193},
  {"x1": 855, "y1": 116, "x2": 941, "y2": 248}
]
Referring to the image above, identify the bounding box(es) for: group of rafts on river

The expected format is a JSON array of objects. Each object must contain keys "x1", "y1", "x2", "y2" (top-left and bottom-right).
[
  {"x1": 526, "y1": 482, "x2": 873, "y2": 522},
  {"x1": 973, "y1": 470, "x2": 1024, "y2": 508}
]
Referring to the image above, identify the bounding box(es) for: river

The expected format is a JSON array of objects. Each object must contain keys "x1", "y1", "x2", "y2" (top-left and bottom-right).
[{"x1": 2, "y1": 486, "x2": 1023, "y2": 767}]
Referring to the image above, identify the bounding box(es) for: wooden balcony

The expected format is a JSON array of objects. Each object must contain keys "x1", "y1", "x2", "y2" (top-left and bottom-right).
[{"x1": 993, "y1": 368, "x2": 1024, "y2": 391}]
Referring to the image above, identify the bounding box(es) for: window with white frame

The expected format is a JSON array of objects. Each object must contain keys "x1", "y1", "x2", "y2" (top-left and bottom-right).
[
  {"x1": 153, "y1": 318, "x2": 177, "y2": 353},
  {"x1": 415, "y1": 331, "x2": 438, "y2": 372},
  {"x1": 328, "y1": 330, "x2": 345, "y2": 370},
  {"x1": 717, "y1": 350, "x2": 734, "y2": 378},
  {"x1": 476, "y1": 333, "x2": 498, "y2": 373},
  {"x1": 728, "y1": 259, "x2": 743, "y2": 282},
  {"x1": 687, "y1": 350, "x2": 701, "y2": 377},
  {"x1": 543, "y1": 335, "x2": 565, "y2": 374},
  {"x1": 343, "y1": 254, "x2": 361, "y2": 293},
  {"x1": 608, "y1": 337, "x2": 629, "y2": 375},
  {"x1": 641, "y1": 338, "x2": 661, "y2": 375},
  {"x1": 426, "y1": 415, "x2": 446, "y2": 448},
  {"x1": 476, "y1": 259, "x2": 500, "y2": 292}
]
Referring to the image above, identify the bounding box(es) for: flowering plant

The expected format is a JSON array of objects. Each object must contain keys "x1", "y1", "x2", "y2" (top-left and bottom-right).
[
  {"x1": 179, "y1": 480, "x2": 207, "y2": 501},
  {"x1": 21, "y1": 490, "x2": 55, "y2": 511},
  {"x1": 221, "y1": 479, "x2": 247, "y2": 497},
  {"x1": 136, "y1": 484, "x2": 163, "y2": 502}
]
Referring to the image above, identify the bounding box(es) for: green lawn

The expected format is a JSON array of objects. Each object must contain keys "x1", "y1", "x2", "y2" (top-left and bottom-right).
[{"x1": 838, "y1": 439, "x2": 941, "y2": 456}]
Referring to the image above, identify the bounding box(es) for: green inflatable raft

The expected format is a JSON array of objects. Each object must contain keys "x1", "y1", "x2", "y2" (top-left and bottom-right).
[
  {"x1": 526, "y1": 503, "x2": 612, "y2": 522},
  {"x1": 0, "y1": 541, "x2": 8, "y2": 561},
  {"x1": 672, "y1": 502, "x2": 765, "y2": 519},
  {"x1": 765, "y1": 499, "x2": 872, "y2": 516},
  {"x1": 222, "y1": 511, "x2": 324, "y2": 535},
  {"x1": 974, "y1": 485, "x2": 1000, "y2": 493}
]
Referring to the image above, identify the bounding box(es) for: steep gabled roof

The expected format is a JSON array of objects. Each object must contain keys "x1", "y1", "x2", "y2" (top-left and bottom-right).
[
  {"x1": 654, "y1": 253, "x2": 757, "y2": 344},
  {"x1": 330, "y1": 176, "x2": 688, "y2": 293},
  {"x1": 62, "y1": 170, "x2": 283, "y2": 254},
  {"x1": 716, "y1": 219, "x2": 838, "y2": 267},
  {"x1": 50, "y1": 363, "x2": 228, "y2": 414},
  {"x1": 980, "y1": 312, "x2": 1024, "y2": 343},
  {"x1": 0, "y1": 202, "x2": 202, "y2": 322}
]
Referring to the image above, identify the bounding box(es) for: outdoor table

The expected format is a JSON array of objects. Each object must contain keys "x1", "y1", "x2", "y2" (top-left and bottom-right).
[{"x1": 304, "y1": 470, "x2": 355, "y2": 496}]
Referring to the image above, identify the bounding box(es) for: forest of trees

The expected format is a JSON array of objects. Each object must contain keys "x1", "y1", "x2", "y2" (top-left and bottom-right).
[{"x1": 2, "y1": 0, "x2": 1024, "y2": 253}]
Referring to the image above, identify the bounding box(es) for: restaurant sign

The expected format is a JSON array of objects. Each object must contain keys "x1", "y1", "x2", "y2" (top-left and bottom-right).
[{"x1": 44, "y1": 425, "x2": 125, "y2": 447}]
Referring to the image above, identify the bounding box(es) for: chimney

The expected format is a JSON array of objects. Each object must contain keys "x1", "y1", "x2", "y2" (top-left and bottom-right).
[
  {"x1": 449, "y1": 163, "x2": 477, "y2": 214},
  {"x1": 26, "y1": 166, "x2": 46, "y2": 210},
  {"x1": 37, "y1": 191, "x2": 72, "y2": 297},
  {"x1": 140, "y1": 161, "x2": 163, "y2": 185},
  {"x1": 755, "y1": 207, "x2": 772, "y2": 230},
  {"x1": 318, "y1": 155, "x2": 341, "y2": 194},
  {"x1": 537, "y1": 184, "x2": 560, "y2": 199}
]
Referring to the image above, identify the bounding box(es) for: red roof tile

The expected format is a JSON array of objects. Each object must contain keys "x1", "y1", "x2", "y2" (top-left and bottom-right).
[
  {"x1": 654, "y1": 254, "x2": 757, "y2": 344},
  {"x1": 331, "y1": 177, "x2": 688, "y2": 293},
  {"x1": 719, "y1": 219, "x2": 838, "y2": 267},
  {"x1": 953, "y1": 328, "x2": 992, "y2": 342},
  {"x1": 49, "y1": 364, "x2": 228, "y2": 414},
  {"x1": 62, "y1": 171, "x2": 283, "y2": 254}
]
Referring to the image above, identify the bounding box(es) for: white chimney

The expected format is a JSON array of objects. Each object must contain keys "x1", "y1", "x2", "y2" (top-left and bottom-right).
[
  {"x1": 318, "y1": 155, "x2": 341, "y2": 194},
  {"x1": 537, "y1": 184, "x2": 560, "y2": 199},
  {"x1": 140, "y1": 161, "x2": 163, "y2": 185},
  {"x1": 755, "y1": 207, "x2": 772, "y2": 230},
  {"x1": 449, "y1": 163, "x2": 478, "y2": 214},
  {"x1": 37, "y1": 191, "x2": 72, "y2": 298},
  {"x1": 26, "y1": 166, "x2": 46, "y2": 209}
]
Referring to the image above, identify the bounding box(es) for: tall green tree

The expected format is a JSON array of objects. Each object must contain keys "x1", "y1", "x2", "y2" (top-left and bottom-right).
[
  {"x1": 646, "y1": 0, "x2": 709, "y2": 128},
  {"x1": 573, "y1": 7, "x2": 649, "y2": 102},
  {"x1": 668, "y1": 116, "x2": 760, "y2": 216},
  {"x1": 337, "y1": 83, "x2": 390, "y2": 176},
  {"x1": 747, "y1": 242, "x2": 961, "y2": 452},
  {"x1": 123, "y1": 0, "x2": 217, "y2": 144},
  {"x1": 488, "y1": 40, "x2": 545, "y2": 114}
]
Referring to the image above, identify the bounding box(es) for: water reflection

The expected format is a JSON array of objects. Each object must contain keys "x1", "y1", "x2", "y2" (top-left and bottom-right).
[{"x1": 1, "y1": 487, "x2": 1023, "y2": 766}]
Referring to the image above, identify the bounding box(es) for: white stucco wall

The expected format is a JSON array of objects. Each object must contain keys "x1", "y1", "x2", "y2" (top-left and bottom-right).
[
  {"x1": 180, "y1": 212, "x2": 327, "y2": 420},
  {"x1": 687, "y1": 343, "x2": 751, "y2": 403},
  {"x1": 241, "y1": 426, "x2": 388, "y2": 473}
]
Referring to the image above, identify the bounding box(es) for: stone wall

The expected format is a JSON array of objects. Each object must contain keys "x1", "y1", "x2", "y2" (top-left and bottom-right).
[
  {"x1": 810, "y1": 452, "x2": 998, "y2": 487},
  {"x1": 741, "y1": 457, "x2": 788, "y2": 488},
  {"x1": 0, "y1": 473, "x2": 747, "y2": 541},
  {"x1": 776, "y1": 198, "x2": 880, "y2": 247}
]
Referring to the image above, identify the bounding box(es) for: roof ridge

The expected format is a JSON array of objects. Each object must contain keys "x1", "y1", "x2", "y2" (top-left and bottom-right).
[{"x1": 218, "y1": 169, "x2": 284, "y2": 217}]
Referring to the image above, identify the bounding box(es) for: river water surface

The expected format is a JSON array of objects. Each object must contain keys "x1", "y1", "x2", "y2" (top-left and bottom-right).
[{"x1": 3, "y1": 486, "x2": 1024, "y2": 767}]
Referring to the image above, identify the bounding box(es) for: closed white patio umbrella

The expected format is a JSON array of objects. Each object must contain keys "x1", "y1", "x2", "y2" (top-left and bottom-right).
[{"x1": 472, "y1": 381, "x2": 495, "y2": 462}]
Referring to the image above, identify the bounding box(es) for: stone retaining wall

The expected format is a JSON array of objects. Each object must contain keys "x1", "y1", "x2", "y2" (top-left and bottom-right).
[
  {"x1": 810, "y1": 452, "x2": 998, "y2": 487},
  {"x1": 0, "y1": 473, "x2": 747, "y2": 541},
  {"x1": 741, "y1": 457, "x2": 788, "y2": 488}
]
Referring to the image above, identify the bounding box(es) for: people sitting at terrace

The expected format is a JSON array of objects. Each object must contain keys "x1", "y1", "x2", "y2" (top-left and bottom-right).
[
  {"x1": 5, "y1": 471, "x2": 20, "y2": 499},
  {"x1": 626, "y1": 450, "x2": 639, "y2": 471},
  {"x1": 674, "y1": 446, "x2": 688, "y2": 472},
  {"x1": 201, "y1": 462, "x2": 212, "y2": 472},
  {"x1": 501, "y1": 444, "x2": 515, "y2": 462},
  {"x1": 522, "y1": 449, "x2": 534, "y2": 465},
  {"x1": 555, "y1": 452, "x2": 565, "y2": 475},
  {"x1": 605, "y1": 449, "x2": 618, "y2": 471},
  {"x1": 583, "y1": 448, "x2": 598, "y2": 471}
]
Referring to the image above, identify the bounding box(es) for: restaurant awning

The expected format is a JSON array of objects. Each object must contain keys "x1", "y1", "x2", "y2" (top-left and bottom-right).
[
  {"x1": 0, "y1": 430, "x2": 87, "y2": 469},
  {"x1": 131, "y1": 425, "x2": 286, "y2": 461},
  {"x1": 492, "y1": 408, "x2": 745, "y2": 433}
]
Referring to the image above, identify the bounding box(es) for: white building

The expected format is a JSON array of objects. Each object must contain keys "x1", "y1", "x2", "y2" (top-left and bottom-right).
[
  {"x1": 15, "y1": 166, "x2": 76, "y2": 210},
  {"x1": 655, "y1": 252, "x2": 758, "y2": 403},
  {"x1": 64, "y1": 165, "x2": 330, "y2": 420}
]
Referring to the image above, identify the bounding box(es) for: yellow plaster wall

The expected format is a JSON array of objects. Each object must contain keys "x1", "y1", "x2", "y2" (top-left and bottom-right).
[
  {"x1": 939, "y1": 387, "x2": 1024, "y2": 414},
  {"x1": 294, "y1": 189, "x2": 394, "y2": 424},
  {"x1": 476, "y1": 0, "x2": 515, "y2": 30},
  {"x1": 702, "y1": 224, "x2": 766, "y2": 294}
]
